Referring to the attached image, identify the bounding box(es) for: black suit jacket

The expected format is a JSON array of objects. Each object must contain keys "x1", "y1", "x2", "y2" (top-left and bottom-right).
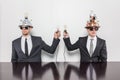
[
  {"x1": 63, "y1": 36, "x2": 107, "y2": 62},
  {"x1": 11, "y1": 36, "x2": 60, "y2": 62}
]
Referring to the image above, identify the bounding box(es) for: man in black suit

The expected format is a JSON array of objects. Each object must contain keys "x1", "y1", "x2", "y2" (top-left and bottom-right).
[
  {"x1": 11, "y1": 16, "x2": 60, "y2": 62},
  {"x1": 63, "y1": 13, "x2": 107, "y2": 62}
]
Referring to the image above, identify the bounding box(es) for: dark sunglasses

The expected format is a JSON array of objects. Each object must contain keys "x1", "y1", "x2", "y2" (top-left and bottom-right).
[
  {"x1": 86, "y1": 27, "x2": 99, "y2": 31},
  {"x1": 20, "y1": 26, "x2": 29, "y2": 30}
]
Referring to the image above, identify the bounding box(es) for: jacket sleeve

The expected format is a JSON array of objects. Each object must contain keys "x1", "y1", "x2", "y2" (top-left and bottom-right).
[
  {"x1": 11, "y1": 42, "x2": 18, "y2": 62},
  {"x1": 63, "y1": 37, "x2": 79, "y2": 51},
  {"x1": 100, "y1": 40, "x2": 107, "y2": 62},
  {"x1": 41, "y1": 38, "x2": 60, "y2": 54}
]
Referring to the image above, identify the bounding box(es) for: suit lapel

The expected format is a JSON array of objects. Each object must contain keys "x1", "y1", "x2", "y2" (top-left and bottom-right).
[
  {"x1": 29, "y1": 36, "x2": 36, "y2": 56},
  {"x1": 81, "y1": 36, "x2": 90, "y2": 57},
  {"x1": 17, "y1": 37, "x2": 21, "y2": 51},
  {"x1": 92, "y1": 37, "x2": 100, "y2": 57},
  {"x1": 17, "y1": 37, "x2": 26, "y2": 56}
]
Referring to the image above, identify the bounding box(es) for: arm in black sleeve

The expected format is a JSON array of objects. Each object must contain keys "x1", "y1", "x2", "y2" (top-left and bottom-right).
[
  {"x1": 63, "y1": 37, "x2": 79, "y2": 51},
  {"x1": 42, "y1": 38, "x2": 60, "y2": 54}
]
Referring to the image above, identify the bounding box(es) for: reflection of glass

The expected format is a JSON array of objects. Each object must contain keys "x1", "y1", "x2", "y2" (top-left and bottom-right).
[
  {"x1": 64, "y1": 62, "x2": 107, "y2": 80},
  {"x1": 12, "y1": 62, "x2": 60, "y2": 80}
]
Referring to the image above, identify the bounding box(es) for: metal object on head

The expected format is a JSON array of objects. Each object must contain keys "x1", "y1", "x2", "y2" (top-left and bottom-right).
[
  {"x1": 19, "y1": 13, "x2": 33, "y2": 28},
  {"x1": 86, "y1": 10, "x2": 100, "y2": 28}
]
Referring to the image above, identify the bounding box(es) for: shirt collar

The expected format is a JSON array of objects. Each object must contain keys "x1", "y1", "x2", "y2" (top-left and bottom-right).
[
  {"x1": 88, "y1": 36, "x2": 97, "y2": 41},
  {"x1": 22, "y1": 35, "x2": 31, "y2": 40}
]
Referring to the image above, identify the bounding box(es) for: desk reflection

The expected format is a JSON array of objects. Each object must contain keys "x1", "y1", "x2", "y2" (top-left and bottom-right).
[
  {"x1": 12, "y1": 62, "x2": 60, "y2": 80},
  {"x1": 64, "y1": 62, "x2": 107, "y2": 80}
]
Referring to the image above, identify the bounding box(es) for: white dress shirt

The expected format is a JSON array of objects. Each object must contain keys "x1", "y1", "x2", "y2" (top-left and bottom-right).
[
  {"x1": 21, "y1": 35, "x2": 32, "y2": 55},
  {"x1": 87, "y1": 36, "x2": 97, "y2": 55}
]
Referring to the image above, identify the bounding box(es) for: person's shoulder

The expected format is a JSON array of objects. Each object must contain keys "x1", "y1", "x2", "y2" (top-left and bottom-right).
[
  {"x1": 12, "y1": 37, "x2": 21, "y2": 43},
  {"x1": 97, "y1": 36, "x2": 106, "y2": 42},
  {"x1": 31, "y1": 36, "x2": 42, "y2": 40},
  {"x1": 78, "y1": 36, "x2": 88, "y2": 40}
]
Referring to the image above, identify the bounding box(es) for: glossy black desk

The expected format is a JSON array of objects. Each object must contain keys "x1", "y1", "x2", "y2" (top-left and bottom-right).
[{"x1": 0, "y1": 62, "x2": 120, "y2": 80}]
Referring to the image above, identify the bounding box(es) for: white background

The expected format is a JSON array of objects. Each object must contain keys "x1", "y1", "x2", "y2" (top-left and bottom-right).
[{"x1": 0, "y1": 0, "x2": 120, "y2": 62}]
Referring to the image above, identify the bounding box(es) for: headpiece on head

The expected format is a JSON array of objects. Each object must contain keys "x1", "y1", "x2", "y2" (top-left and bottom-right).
[
  {"x1": 86, "y1": 10, "x2": 100, "y2": 28},
  {"x1": 19, "y1": 13, "x2": 33, "y2": 28}
]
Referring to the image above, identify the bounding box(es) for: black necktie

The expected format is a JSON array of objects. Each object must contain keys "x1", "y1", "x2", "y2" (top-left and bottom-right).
[{"x1": 25, "y1": 38, "x2": 28, "y2": 56}]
